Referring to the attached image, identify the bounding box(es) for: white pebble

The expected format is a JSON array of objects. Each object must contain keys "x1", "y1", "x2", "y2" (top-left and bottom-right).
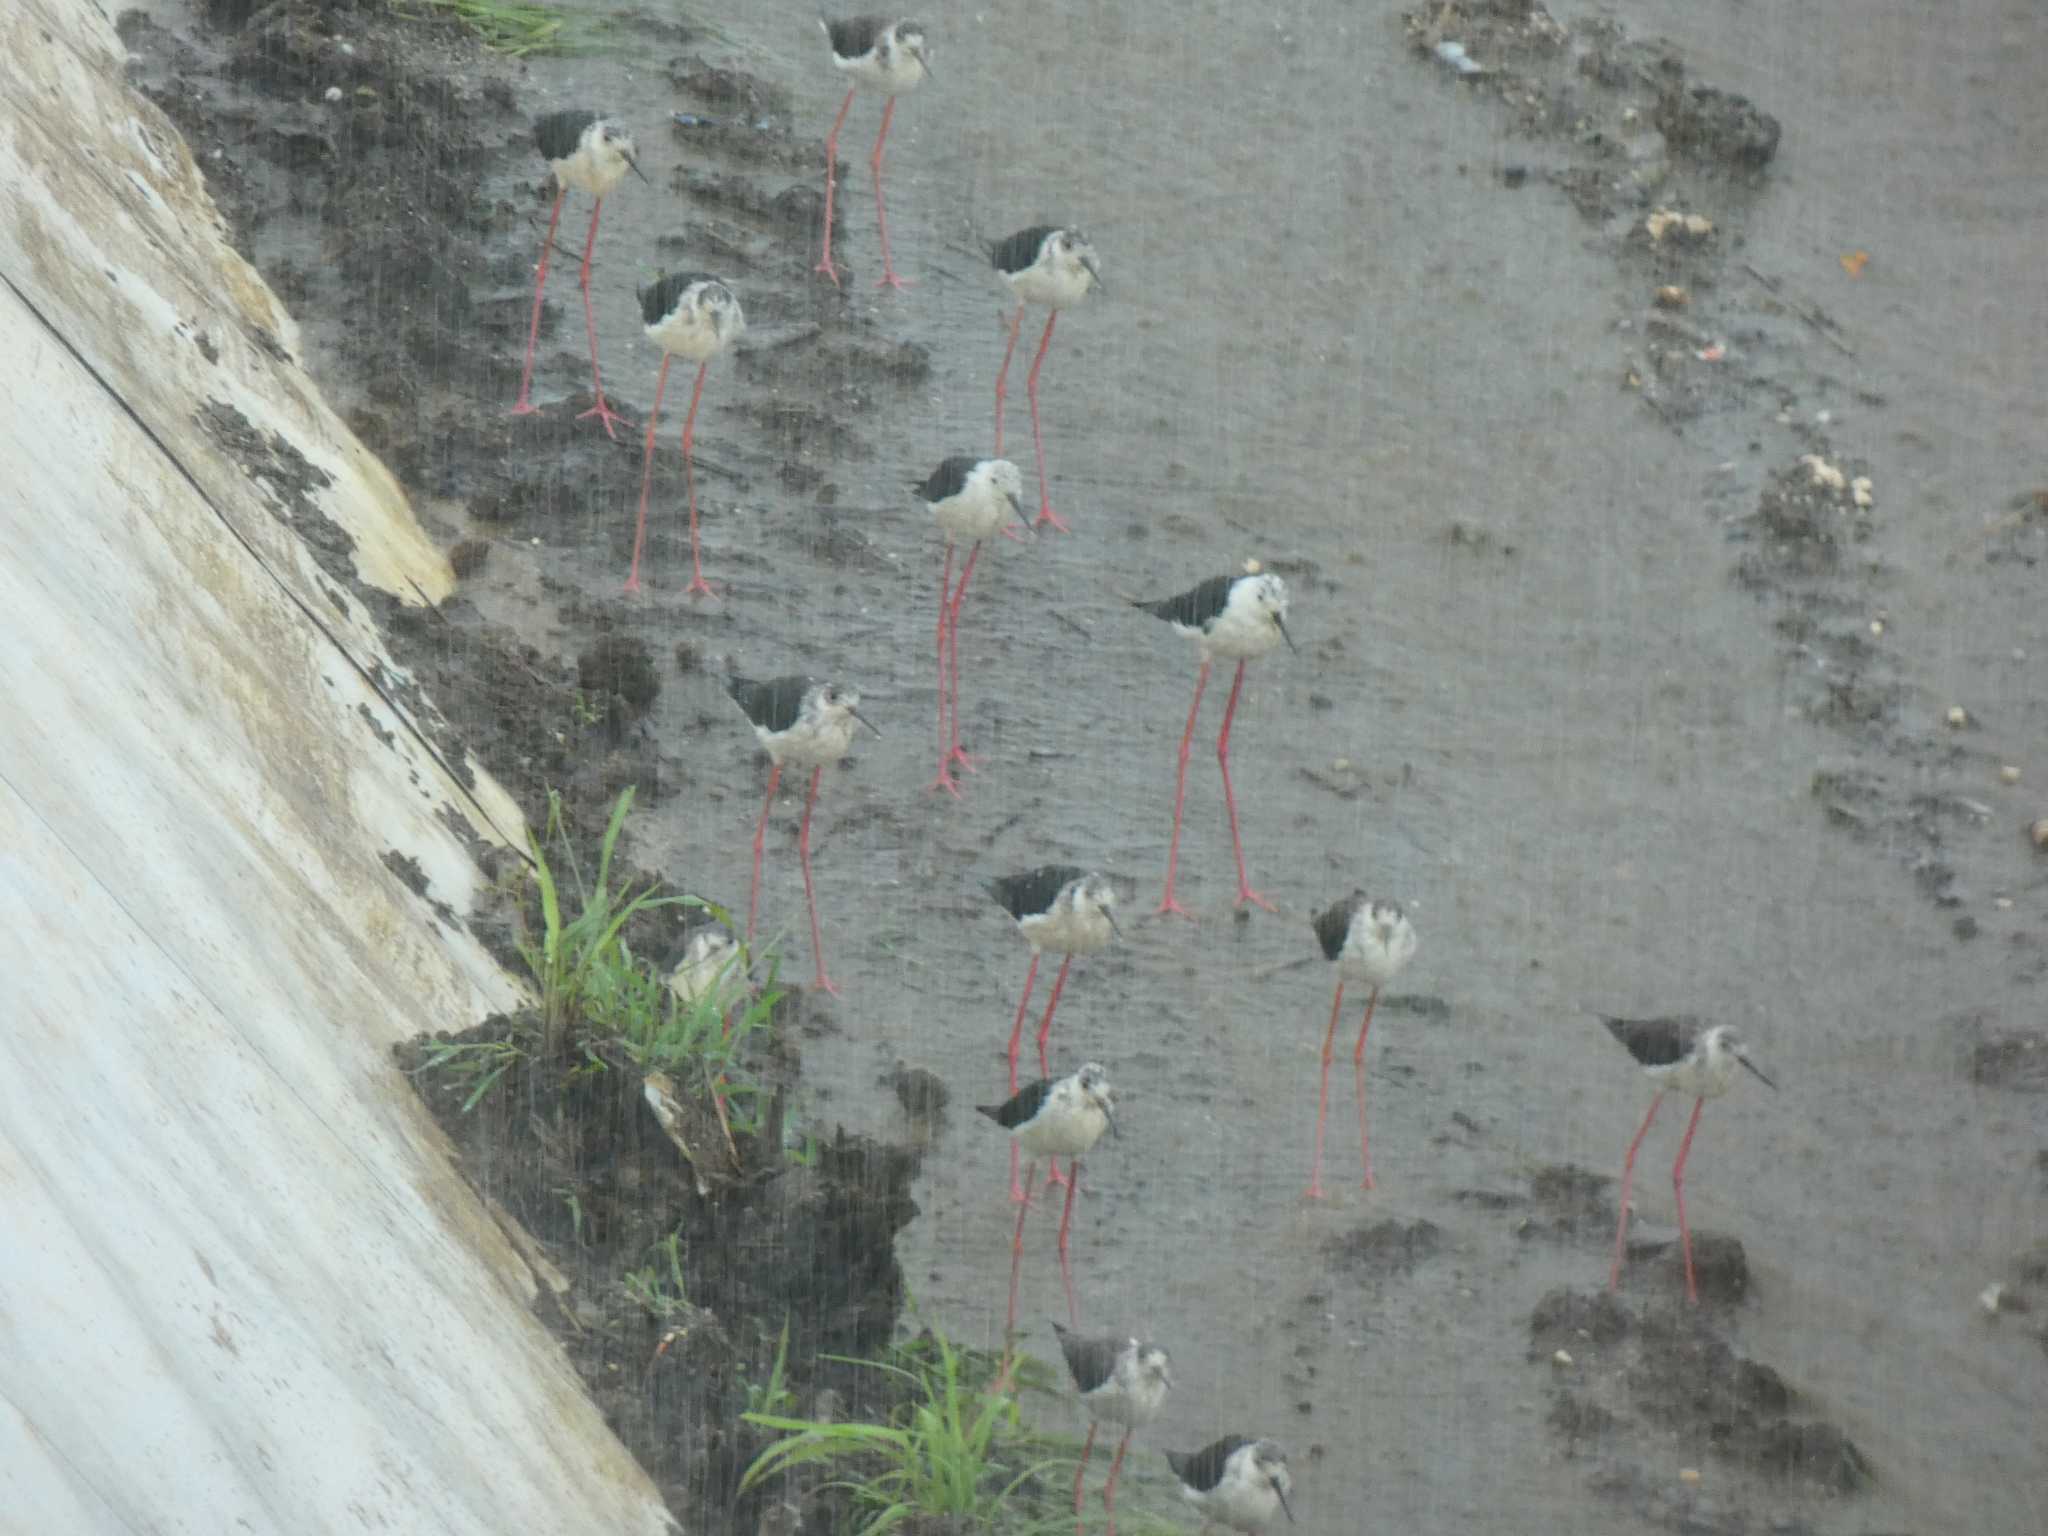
[
  {"x1": 1551, "y1": 1348, "x2": 1573, "y2": 1367},
  {"x1": 1947, "y1": 705, "x2": 1969, "y2": 728},
  {"x1": 2000, "y1": 765, "x2": 2021, "y2": 785},
  {"x1": 324, "y1": 86, "x2": 343, "y2": 103}
]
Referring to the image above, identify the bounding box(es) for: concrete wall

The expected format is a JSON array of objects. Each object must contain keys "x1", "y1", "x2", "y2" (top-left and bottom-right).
[{"x1": 0, "y1": 3, "x2": 674, "y2": 1529}]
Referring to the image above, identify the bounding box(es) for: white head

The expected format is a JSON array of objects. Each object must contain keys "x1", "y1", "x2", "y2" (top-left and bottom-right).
[
  {"x1": 1702, "y1": 1025, "x2": 1776, "y2": 1090},
  {"x1": 802, "y1": 680, "x2": 878, "y2": 744},
  {"x1": 694, "y1": 280, "x2": 745, "y2": 343},
  {"x1": 1071, "y1": 1061, "x2": 1116, "y2": 1126},
  {"x1": 1070, "y1": 872, "x2": 1119, "y2": 929},
  {"x1": 885, "y1": 21, "x2": 933, "y2": 79},
  {"x1": 1241, "y1": 573, "x2": 1293, "y2": 645},
  {"x1": 585, "y1": 119, "x2": 645, "y2": 184},
  {"x1": 1243, "y1": 1441, "x2": 1294, "y2": 1517},
  {"x1": 1043, "y1": 228, "x2": 1104, "y2": 294},
  {"x1": 976, "y1": 458, "x2": 1026, "y2": 511},
  {"x1": 1119, "y1": 1341, "x2": 1174, "y2": 1398}
]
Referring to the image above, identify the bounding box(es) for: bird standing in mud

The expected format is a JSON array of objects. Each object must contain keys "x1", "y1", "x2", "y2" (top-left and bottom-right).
[
  {"x1": 1165, "y1": 1437, "x2": 1295, "y2": 1534},
  {"x1": 978, "y1": 1063, "x2": 1116, "y2": 1333},
  {"x1": 1602, "y1": 1015, "x2": 1777, "y2": 1303},
  {"x1": 510, "y1": 111, "x2": 646, "y2": 436},
  {"x1": 726, "y1": 674, "x2": 878, "y2": 997},
  {"x1": 628, "y1": 273, "x2": 744, "y2": 597},
  {"x1": 1052, "y1": 1324, "x2": 1172, "y2": 1536},
  {"x1": 815, "y1": 16, "x2": 933, "y2": 290},
  {"x1": 1133, "y1": 571, "x2": 1295, "y2": 917},
  {"x1": 990, "y1": 225, "x2": 1104, "y2": 530},
  {"x1": 1304, "y1": 893, "x2": 1418, "y2": 1197},
  {"x1": 985, "y1": 866, "x2": 1120, "y2": 1200},
  {"x1": 915, "y1": 455, "x2": 1025, "y2": 793}
]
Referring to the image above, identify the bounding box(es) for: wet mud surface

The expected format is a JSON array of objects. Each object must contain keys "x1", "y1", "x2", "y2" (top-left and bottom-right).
[{"x1": 119, "y1": 0, "x2": 2046, "y2": 1531}]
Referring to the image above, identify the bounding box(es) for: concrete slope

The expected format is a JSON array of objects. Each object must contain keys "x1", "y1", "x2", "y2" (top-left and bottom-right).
[{"x1": 0, "y1": 3, "x2": 673, "y2": 1531}]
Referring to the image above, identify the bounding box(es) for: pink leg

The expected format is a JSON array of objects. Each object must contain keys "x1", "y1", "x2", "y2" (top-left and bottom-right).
[
  {"x1": 511, "y1": 188, "x2": 565, "y2": 416},
  {"x1": 1025, "y1": 312, "x2": 1069, "y2": 531},
  {"x1": 1217, "y1": 660, "x2": 1275, "y2": 911},
  {"x1": 1304, "y1": 980, "x2": 1344, "y2": 1199},
  {"x1": 1672, "y1": 1096, "x2": 1707, "y2": 1304},
  {"x1": 798, "y1": 766, "x2": 840, "y2": 996},
  {"x1": 1154, "y1": 660, "x2": 1211, "y2": 918},
  {"x1": 1007, "y1": 1161, "x2": 1037, "y2": 1337},
  {"x1": 1351, "y1": 987, "x2": 1381, "y2": 1190},
  {"x1": 1102, "y1": 1429, "x2": 1132, "y2": 1536},
  {"x1": 626, "y1": 354, "x2": 672, "y2": 593},
  {"x1": 926, "y1": 541, "x2": 960, "y2": 794},
  {"x1": 1005, "y1": 953, "x2": 1042, "y2": 1202},
  {"x1": 679, "y1": 361, "x2": 718, "y2": 599},
  {"x1": 943, "y1": 545, "x2": 985, "y2": 773},
  {"x1": 745, "y1": 761, "x2": 783, "y2": 948},
  {"x1": 816, "y1": 88, "x2": 854, "y2": 285},
  {"x1": 869, "y1": 97, "x2": 910, "y2": 290},
  {"x1": 571, "y1": 200, "x2": 624, "y2": 438},
  {"x1": 1072, "y1": 1421, "x2": 1098, "y2": 1536},
  {"x1": 994, "y1": 303, "x2": 1023, "y2": 457},
  {"x1": 1038, "y1": 954, "x2": 1075, "y2": 1190},
  {"x1": 1608, "y1": 1092, "x2": 1665, "y2": 1291},
  {"x1": 1056, "y1": 1159, "x2": 1083, "y2": 1327}
]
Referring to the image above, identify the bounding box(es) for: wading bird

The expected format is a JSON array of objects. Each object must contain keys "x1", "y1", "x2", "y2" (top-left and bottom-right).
[
  {"x1": 1164, "y1": 1438, "x2": 1295, "y2": 1535},
  {"x1": 990, "y1": 226, "x2": 1103, "y2": 530},
  {"x1": 978, "y1": 1063, "x2": 1116, "y2": 1333},
  {"x1": 628, "y1": 274, "x2": 744, "y2": 596},
  {"x1": 1305, "y1": 894, "x2": 1418, "y2": 1197},
  {"x1": 816, "y1": 16, "x2": 933, "y2": 290},
  {"x1": 1131, "y1": 572, "x2": 1294, "y2": 916},
  {"x1": 915, "y1": 456, "x2": 1025, "y2": 792},
  {"x1": 1052, "y1": 1324, "x2": 1172, "y2": 1536}
]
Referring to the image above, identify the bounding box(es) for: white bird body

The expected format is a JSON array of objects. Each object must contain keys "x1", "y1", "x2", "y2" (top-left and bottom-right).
[
  {"x1": 823, "y1": 16, "x2": 932, "y2": 95},
  {"x1": 1195, "y1": 574, "x2": 1291, "y2": 661},
  {"x1": 544, "y1": 115, "x2": 640, "y2": 197},
  {"x1": 727, "y1": 676, "x2": 877, "y2": 770},
  {"x1": 925, "y1": 458, "x2": 1024, "y2": 543},
  {"x1": 667, "y1": 930, "x2": 743, "y2": 1010},
  {"x1": 980, "y1": 1063, "x2": 1115, "y2": 1159},
  {"x1": 1321, "y1": 896, "x2": 1417, "y2": 990},
  {"x1": 995, "y1": 226, "x2": 1104, "y2": 310},
  {"x1": 643, "y1": 277, "x2": 745, "y2": 363},
  {"x1": 1168, "y1": 1438, "x2": 1295, "y2": 1534}
]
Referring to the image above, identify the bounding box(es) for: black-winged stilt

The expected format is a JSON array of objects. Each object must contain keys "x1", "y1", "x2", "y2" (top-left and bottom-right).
[
  {"x1": 1305, "y1": 893, "x2": 1418, "y2": 1198},
  {"x1": 511, "y1": 111, "x2": 647, "y2": 436},
  {"x1": 1602, "y1": 1015, "x2": 1777, "y2": 1303},
  {"x1": 816, "y1": 16, "x2": 933, "y2": 289},
  {"x1": 915, "y1": 456, "x2": 1025, "y2": 792},
  {"x1": 990, "y1": 226, "x2": 1103, "y2": 531},
  {"x1": 726, "y1": 675, "x2": 878, "y2": 997},
  {"x1": 666, "y1": 924, "x2": 745, "y2": 1012},
  {"x1": 986, "y1": 866, "x2": 1119, "y2": 1200},
  {"x1": 978, "y1": 1063, "x2": 1116, "y2": 1333},
  {"x1": 1165, "y1": 1438, "x2": 1296, "y2": 1534},
  {"x1": 1052, "y1": 1324, "x2": 1172, "y2": 1536},
  {"x1": 629, "y1": 274, "x2": 745, "y2": 596},
  {"x1": 1132, "y1": 572, "x2": 1294, "y2": 917}
]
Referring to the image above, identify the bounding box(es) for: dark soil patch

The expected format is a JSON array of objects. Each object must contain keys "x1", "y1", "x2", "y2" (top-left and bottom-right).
[
  {"x1": 1323, "y1": 1217, "x2": 1444, "y2": 1279},
  {"x1": 1521, "y1": 1161, "x2": 1614, "y2": 1241}
]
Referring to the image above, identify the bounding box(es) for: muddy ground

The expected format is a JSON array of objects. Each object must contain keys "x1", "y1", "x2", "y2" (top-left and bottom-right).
[{"x1": 120, "y1": 0, "x2": 2045, "y2": 1531}]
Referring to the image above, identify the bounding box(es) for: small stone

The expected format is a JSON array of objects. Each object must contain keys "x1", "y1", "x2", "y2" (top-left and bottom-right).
[
  {"x1": 1244, "y1": 557, "x2": 1263, "y2": 574},
  {"x1": 1980, "y1": 1282, "x2": 2005, "y2": 1315},
  {"x1": 323, "y1": 85, "x2": 344, "y2": 104},
  {"x1": 1851, "y1": 475, "x2": 1875, "y2": 508},
  {"x1": 2030, "y1": 817, "x2": 2048, "y2": 850},
  {"x1": 1947, "y1": 705, "x2": 1969, "y2": 728},
  {"x1": 2000, "y1": 765, "x2": 2021, "y2": 784},
  {"x1": 1332, "y1": 757, "x2": 1352, "y2": 773},
  {"x1": 1551, "y1": 1348, "x2": 1573, "y2": 1367},
  {"x1": 1869, "y1": 619, "x2": 1885, "y2": 637},
  {"x1": 1679, "y1": 1467, "x2": 1702, "y2": 1486},
  {"x1": 1654, "y1": 285, "x2": 1689, "y2": 308},
  {"x1": 1994, "y1": 896, "x2": 2014, "y2": 911}
]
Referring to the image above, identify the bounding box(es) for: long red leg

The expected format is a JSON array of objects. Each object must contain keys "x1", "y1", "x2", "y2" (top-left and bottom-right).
[
  {"x1": 869, "y1": 97, "x2": 909, "y2": 290},
  {"x1": 626, "y1": 354, "x2": 672, "y2": 592},
  {"x1": 511, "y1": 188, "x2": 565, "y2": 415},
  {"x1": 1608, "y1": 1092, "x2": 1664, "y2": 1291},
  {"x1": 926, "y1": 541, "x2": 959, "y2": 794},
  {"x1": 994, "y1": 303, "x2": 1023, "y2": 456},
  {"x1": 944, "y1": 544, "x2": 985, "y2": 773},
  {"x1": 1072, "y1": 1421, "x2": 1098, "y2": 1536},
  {"x1": 1038, "y1": 954, "x2": 1076, "y2": 1190},
  {"x1": 816, "y1": 88, "x2": 855, "y2": 285},
  {"x1": 745, "y1": 761, "x2": 783, "y2": 948},
  {"x1": 1217, "y1": 659, "x2": 1275, "y2": 911},
  {"x1": 571, "y1": 199, "x2": 623, "y2": 438},
  {"x1": 1056, "y1": 1159, "x2": 1083, "y2": 1327},
  {"x1": 1672, "y1": 1096, "x2": 1707, "y2": 1304},
  {"x1": 679, "y1": 361, "x2": 717, "y2": 599},
  {"x1": 798, "y1": 766, "x2": 840, "y2": 996},
  {"x1": 1304, "y1": 979, "x2": 1344, "y2": 1199},
  {"x1": 1103, "y1": 1429, "x2": 1132, "y2": 1536},
  {"x1": 1007, "y1": 1161, "x2": 1037, "y2": 1338},
  {"x1": 1025, "y1": 312, "x2": 1068, "y2": 531},
  {"x1": 1005, "y1": 953, "x2": 1042, "y2": 1202},
  {"x1": 1351, "y1": 986, "x2": 1382, "y2": 1190},
  {"x1": 1154, "y1": 660, "x2": 1211, "y2": 918}
]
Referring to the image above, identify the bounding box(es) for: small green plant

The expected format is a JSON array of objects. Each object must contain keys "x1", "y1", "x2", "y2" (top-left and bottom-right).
[
  {"x1": 409, "y1": 1036, "x2": 525, "y2": 1113},
  {"x1": 395, "y1": 0, "x2": 568, "y2": 56},
  {"x1": 623, "y1": 1228, "x2": 691, "y2": 1320},
  {"x1": 740, "y1": 1331, "x2": 1066, "y2": 1535},
  {"x1": 517, "y1": 786, "x2": 692, "y2": 1056},
  {"x1": 742, "y1": 1316, "x2": 798, "y2": 1418}
]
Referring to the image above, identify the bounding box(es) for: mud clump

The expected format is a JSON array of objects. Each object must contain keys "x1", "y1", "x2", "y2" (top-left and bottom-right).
[
  {"x1": 1654, "y1": 85, "x2": 1782, "y2": 169},
  {"x1": 1522, "y1": 1161, "x2": 1613, "y2": 1241},
  {"x1": 579, "y1": 633, "x2": 662, "y2": 717},
  {"x1": 1324, "y1": 1218, "x2": 1443, "y2": 1279},
  {"x1": 1967, "y1": 1023, "x2": 2048, "y2": 1092}
]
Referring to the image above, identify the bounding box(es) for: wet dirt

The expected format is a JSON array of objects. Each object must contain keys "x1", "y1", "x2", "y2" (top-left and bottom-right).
[{"x1": 118, "y1": 0, "x2": 2046, "y2": 1532}]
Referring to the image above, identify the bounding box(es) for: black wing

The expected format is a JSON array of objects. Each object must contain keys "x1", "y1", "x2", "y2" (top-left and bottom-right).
[
  {"x1": 1166, "y1": 1436, "x2": 1251, "y2": 1494},
  {"x1": 976, "y1": 1077, "x2": 1052, "y2": 1130},
  {"x1": 823, "y1": 14, "x2": 887, "y2": 59},
  {"x1": 986, "y1": 865, "x2": 1086, "y2": 922},
  {"x1": 915, "y1": 456, "x2": 981, "y2": 503},
  {"x1": 1051, "y1": 1323, "x2": 1123, "y2": 1394},
  {"x1": 639, "y1": 271, "x2": 721, "y2": 327},
  {"x1": 990, "y1": 224, "x2": 1060, "y2": 275},
  {"x1": 1311, "y1": 892, "x2": 1365, "y2": 963},
  {"x1": 534, "y1": 109, "x2": 596, "y2": 162},
  {"x1": 1600, "y1": 1014, "x2": 1701, "y2": 1068},
  {"x1": 1133, "y1": 574, "x2": 1236, "y2": 632},
  {"x1": 727, "y1": 674, "x2": 811, "y2": 734}
]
